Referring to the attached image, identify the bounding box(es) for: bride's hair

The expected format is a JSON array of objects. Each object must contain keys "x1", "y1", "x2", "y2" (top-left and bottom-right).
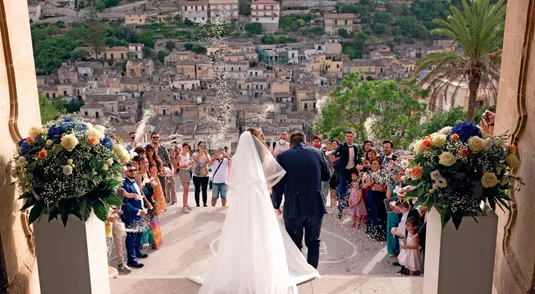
[{"x1": 247, "y1": 127, "x2": 267, "y2": 147}]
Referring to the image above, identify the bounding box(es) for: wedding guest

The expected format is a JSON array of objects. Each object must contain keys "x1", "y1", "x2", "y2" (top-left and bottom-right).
[
  {"x1": 363, "y1": 156, "x2": 389, "y2": 241},
  {"x1": 151, "y1": 132, "x2": 171, "y2": 196},
  {"x1": 210, "y1": 148, "x2": 232, "y2": 207},
  {"x1": 166, "y1": 146, "x2": 179, "y2": 205},
  {"x1": 312, "y1": 136, "x2": 322, "y2": 149},
  {"x1": 386, "y1": 172, "x2": 404, "y2": 258},
  {"x1": 145, "y1": 144, "x2": 167, "y2": 214},
  {"x1": 331, "y1": 130, "x2": 360, "y2": 219},
  {"x1": 398, "y1": 217, "x2": 421, "y2": 276},
  {"x1": 176, "y1": 143, "x2": 193, "y2": 213},
  {"x1": 143, "y1": 161, "x2": 164, "y2": 249},
  {"x1": 106, "y1": 208, "x2": 131, "y2": 275},
  {"x1": 360, "y1": 140, "x2": 373, "y2": 162},
  {"x1": 381, "y1": 140, "x2": 398, "y2": 168},
  {"x1": 391, "y1": 201, "x2": 411, "y2": 262},
  {"x1": 479, "y1": 109, "x2": 495, "y2": 135},
  {"x1": 192, "y1": 141, "x2": 211, "y2": 207},
  {"x1": 125, "y1": 132, "x2": 137, "y2": 153},
  {"x1": 134, "y1": 146, "x2": 146, "y2": 159},
  {"x1": 327, "y1": 140, "x2": 340, "y2": 208},
  {"x1": 349, "y1": 170, "x2": 367, "y2": 229},
  {"x1": 120, "y1": 162, "x2": 148, "y2": 269},
  {"x1": 273, "y1": 131, "x2": 290, "y2": 157}
]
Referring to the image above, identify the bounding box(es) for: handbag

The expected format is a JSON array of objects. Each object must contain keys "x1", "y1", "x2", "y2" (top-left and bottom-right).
[{"x1": 209, "y1": 159, "x2": 225, "y2": 190}]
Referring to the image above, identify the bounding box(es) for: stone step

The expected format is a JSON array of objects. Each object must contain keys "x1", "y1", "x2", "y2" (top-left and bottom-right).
[{"x1": 110, "y1": 275, "x2": 423, "y2": 294}]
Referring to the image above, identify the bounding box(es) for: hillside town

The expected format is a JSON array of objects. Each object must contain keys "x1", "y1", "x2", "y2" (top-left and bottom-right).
[{"x1": 30, "y1": 0, "x2": 495, "y2": 149}]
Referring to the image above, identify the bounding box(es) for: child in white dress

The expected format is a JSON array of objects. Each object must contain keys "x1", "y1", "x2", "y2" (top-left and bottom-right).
[{"x1": 397, "y1": 217, "x2": 421, "y2": 275}]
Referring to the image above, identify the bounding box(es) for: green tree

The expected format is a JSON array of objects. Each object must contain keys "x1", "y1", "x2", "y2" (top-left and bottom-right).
[
  {"x1": 165, "y1": 41, "x2": 176, "y2": 52},
  {"x1": 142, "y1": 46, "x2": 153, "y2": 57},
  {"x1": 157, "y1": 50, "x2": 168, "y2": 63},
  {"x1": 261, "y1": 35, "x2": 277, "y2": 44},
  {"x1": 86, "y1": 0, "x2": 106, "y2": 57},
  {"x1": 405, "y1": 107, "x2": 467, "y2": 143},
  {"x1": 245, "y1": 22, "x2": 262, "y2": 34},
  {"x1": 416, "y1": 0, "x2": 505, "y2": 121},
  {"x1": 395, "y1": 15, "x2": 428, "y2": 38},
  {"x1": 138, "y1": 30, "x2": 155, "y2": 48},
  {"x1": 70, "y1": 48, "x2": 88, "y2": 61},
  {"x1": 39, "y1": 94, "x2": 65, "y2": 124},
  {"x1": 337, "y1": 28, "x2": 350, "y2": 38},
  {"x1": 297, "y1": 19, "x2": 305, "y2": 26},
  {"x1": 64, "y1": 97, "x2": 85, "y2": 113},
  {"x1": 372, "y1": 23, "x2": 387, "y2": 35},
  {"x1": 373, "y1": 12, "x2": 392, "y2": 24},
  {"x1": 34, "y1": 37, "x2": 76, "y2": 73}
]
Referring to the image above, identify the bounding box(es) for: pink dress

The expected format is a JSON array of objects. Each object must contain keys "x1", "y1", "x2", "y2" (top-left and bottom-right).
[
  {"x1": 349, "y1": 187, "x2": 367, "y2": 218},
  {"x1": 398, "y1": 232, "x2": 421, "y2": 271}
]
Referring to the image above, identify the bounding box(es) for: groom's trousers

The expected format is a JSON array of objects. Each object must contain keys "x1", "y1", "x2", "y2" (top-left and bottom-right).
[{"x1": 285, "y1": 215, "x2": 323, "y2": 268}]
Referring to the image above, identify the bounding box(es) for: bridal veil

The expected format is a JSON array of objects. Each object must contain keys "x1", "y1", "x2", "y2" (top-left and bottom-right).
[{"x1": 197, "y1": 131, "x2": 319, "y2": 294}]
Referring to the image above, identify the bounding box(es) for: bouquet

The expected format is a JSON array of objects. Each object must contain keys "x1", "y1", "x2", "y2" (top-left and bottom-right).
[
  {"x1": 14, "y1": 115, "x2": 131, "y2": 226},
  {"x1": 405, "y1": 122, "x2": 523, "y2": 229}
]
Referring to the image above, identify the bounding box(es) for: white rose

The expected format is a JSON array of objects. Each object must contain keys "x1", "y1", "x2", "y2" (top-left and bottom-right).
[
  {"x1": 106, "y1": 159, "x2": 114, "y2": 166},
  {"x1": 29, "y1": 125, "x2": 43, "y2": 138},
  {"x1": 481, "y1": 172, "x2": 498, "y2": 188},
  {"x1": 405, "y1": 168, "x2": 412, "y2": 177},
  {"x1": 87, "y1": 127, "x2": 105, "y2": 140},
  {"x1": 60, "y1": 134, "x2": 79, "y2": 152},
  {"x1": 413, "y1": 140, "x2": 424, "y2": 155},
  {"x1": 46, "y1": 139, "x2": 53, "y2": 146},
  {"x1": 67, "y1": 159, "x2": 73, "y2": 165},
  {"x1": 102, "y1": 164, "x2": 109, "y2": 171},
  {"x1": 16, "y1": 156, "x2": 28, "y2": 168},
  {"x1": 435, "y1": 177, "x2": 448, "y2": 188},
  {"x1": 468, "y1": 136, "x2": 486, "y2": 153},
  {"x1": 431, "y1": 134, "x2": 447, "y2": 148},
  {"x1": 63, "y1": 165, "x2": 73, "y2": 175},
  {"x1": 400, "y1": 159, "x2": 409, "y2": 168},
  {"x1": 95, "y1": 125, "x2": 106, "y2": 133},
  {"x1": 439, "y1": 127, "x2": 452, "y2": 135},
  {"x1": 439, "y1": 152, "x2": 456, "y2": 166},
  {"x1": 430, "y1": 170, "x2": 442, "y2": 181}
]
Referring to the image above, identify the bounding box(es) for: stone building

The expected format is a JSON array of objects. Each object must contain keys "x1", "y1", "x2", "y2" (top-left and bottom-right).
[
  {"x1": 208, "y1": 0, "x2": 239, "y2": 23},
  {"x1": 180, "y1": 1, "x2": 209, "y2": 25},
  {"x1": 251, "y1": 0, "x2": 280, "y2": 32},
  {"x1": 324, "y1": 13, "x2": 359, "y2": 35}
]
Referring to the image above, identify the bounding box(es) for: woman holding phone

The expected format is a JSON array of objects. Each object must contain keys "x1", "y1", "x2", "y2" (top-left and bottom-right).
[{"x1": 192, "y1": 141, "x2": 211, "y2": 207}]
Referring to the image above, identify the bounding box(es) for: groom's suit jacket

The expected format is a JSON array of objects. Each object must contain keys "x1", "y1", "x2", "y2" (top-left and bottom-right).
[
  {"x1": 332, "y1": 143, "x2": 359, "y2": 172},
  {"x1": 272, "y1": 143, "x2": 331, "y2": 219}
]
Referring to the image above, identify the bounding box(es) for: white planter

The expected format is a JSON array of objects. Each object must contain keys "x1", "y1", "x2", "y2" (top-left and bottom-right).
[
  {"x1": 423, "y1": 207, "x2": 498, "y2": 294},
  {"x1": 33, "y1": 212, "x2": 111, "y2": 294}
]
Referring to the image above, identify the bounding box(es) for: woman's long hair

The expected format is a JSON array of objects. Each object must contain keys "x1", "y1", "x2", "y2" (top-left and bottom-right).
[{"x1": 145, "y1": 144, "x2": 163, "y2": 171}]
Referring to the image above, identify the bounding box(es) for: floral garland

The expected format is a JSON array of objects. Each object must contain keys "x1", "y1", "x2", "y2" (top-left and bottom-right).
[
  {"x1": 405, "y1": 122, "x2": 523, "y2": 229},
  {"x1": 14, "y1": 115, "x2": 131, "y2": 226}
]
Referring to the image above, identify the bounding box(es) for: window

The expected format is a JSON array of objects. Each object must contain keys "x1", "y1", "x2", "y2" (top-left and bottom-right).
[
  {"x1": 52, "y1": 93, "x2": 56, "y2": 98},
  {"x1": 84, "y1": 111, "x2": 88, "y2": 116},
  {"x1": 256, "y1": 18, "x2": 259, "y2": 21},
  {"x1": 255, "y1": 72, "x2": 258, "y2": 76},
  {"x1": 239, "y1": 84, "x2": 242, "y2": 89},
  {"x1": 95, "y1": 112, "x2": 99, "y2": 118},
  {"x1": 249, "y1": 72, "x2": 252, "y2": 76},
  {"x1": 334, "y1": 20, "x2": 338, "y2": 25},
  {"x1": 255, "y1": 84, "x2": 259, "y2": 89},
  {"x1": 247, "y1": 84, "x2": 250, "y2": 89},
  {"x1": 163, "y1": 109, "x2": 167, "y2": 115},
  {"x1": 336, "y1": 64, "x2": 340, "y2": 68},
  {"x1": 345, "y1": 20, "x2": 348, "y2": 25},
  {"x1": 368, "y1": 67, "x2": 371, "y2": 73},
  {"x1": 63, "y1": 90, "x2": 67, "y2": 96},
  {"x1": 304, "y1": 103, "x2": 308, "y2": 110},
  {"x1": 202, "y1": 17, "x2": 205, "y2": 20},
  {"x1": 111, "y1": 106, "x2": 115, "y2": 112},
  {"x1": 110, "y1": 53, "x2": 114, "y2": 59},
  {"x1": 260, "y1": 84, "x2": 263, "y2": 89}
]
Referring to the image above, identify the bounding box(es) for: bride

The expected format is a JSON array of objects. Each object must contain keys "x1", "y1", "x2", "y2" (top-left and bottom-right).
[{"x1": 197, "y1": 129, "x2": 319, "y2": 294}]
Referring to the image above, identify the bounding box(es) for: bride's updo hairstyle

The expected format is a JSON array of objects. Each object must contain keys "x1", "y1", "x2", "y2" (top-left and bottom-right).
[{"x1": 247, "y1": 127, "x2": 267, "y2": 147}]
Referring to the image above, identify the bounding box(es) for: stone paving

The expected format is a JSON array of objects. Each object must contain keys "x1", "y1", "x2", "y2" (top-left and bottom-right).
[{"x1": 109, "y1": 183, "x2": 423, "y2": 294}]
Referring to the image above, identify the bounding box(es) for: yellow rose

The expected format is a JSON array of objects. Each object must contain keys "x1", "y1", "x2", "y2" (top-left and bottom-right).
[
  {"x1": 439, "y1": 126, "x2": 452, "y2": 134},
  {"x1": 481, "y1": 172, "x2": 498, "y2": 188},
  {"x1": 438, "y1": 151, "x2": 456, "y2": 166},
  {"x1": 468, "y1": 136, "x2": 486, "y2": 153},
  {"x1": 413, "y1": 140, "x2": 424, "y2": 155},
  {"x1": 431, "y1": 134, "x2": 447, "y2": 148},
  {"x1": 87, "y1": 127, "x2": 105, "y2": 140},
  {"x1": 60, "y1": 134, "x2": 79, "y2": 151},
  {"x1": 505, "y1": 154, "x2": 520, "y2": 169},
  {"x1": 29, "y1": 125, "x2": 43, "y2": 138}
]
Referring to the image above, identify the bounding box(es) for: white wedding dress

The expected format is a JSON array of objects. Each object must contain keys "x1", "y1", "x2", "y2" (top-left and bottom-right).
[{"x1": 196, "y1": 131, "x2": 320, "y2": 294}]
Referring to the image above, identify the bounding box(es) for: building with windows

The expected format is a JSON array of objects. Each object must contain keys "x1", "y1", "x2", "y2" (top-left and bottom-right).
[
  {"x1": 251, "y1": 0, "x2": 280, "y2": 32},
  {"x1": 324, "y1": 13, "x2": 359, "y2": 35},
  {"x1": 208, "y1": 0, "x2": 239, "y2": 23},
  {"x1": 180, "y1": 1, "x2": 209, "y2": 25},
  {"x1": 125, "y1": 13, "x2": 148, "y2": 26}
]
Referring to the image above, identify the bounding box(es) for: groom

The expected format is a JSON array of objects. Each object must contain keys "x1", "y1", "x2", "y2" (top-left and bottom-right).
[{"x1": 272, "y1": 132, "x2": 331, "y2": 268}]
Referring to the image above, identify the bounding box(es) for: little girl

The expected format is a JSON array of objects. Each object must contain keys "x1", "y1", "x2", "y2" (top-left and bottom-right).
[
  {"x1": 349, "y1": 171, "x2": 367, "y2": 229},
  {"x1": 397, "y1": 217, "x2": 421, "y2": 275}
]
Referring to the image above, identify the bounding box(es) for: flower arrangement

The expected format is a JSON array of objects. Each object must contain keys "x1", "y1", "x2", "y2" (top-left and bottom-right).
[
  {"x1": 405, "y1": 122, "x2": 523, "y2": 229},
  {"x1": 14, "y1": 115, "x2": 131, "y2": 226}
]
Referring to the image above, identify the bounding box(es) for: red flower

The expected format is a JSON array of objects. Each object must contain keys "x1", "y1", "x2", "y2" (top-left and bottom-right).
[
  {"x1": 37, "y1": 148, "x2": 47, "y2": 159},
  {"x1": 411, "y1": 166, "x2": 424, "y2": 179},
  {"x1": 451, "y1": 134, "x2": 460, "y2": 141},
  {"x1": 26, "y1": 137, "x2": 35, "y2": 144},
  {"x1": 421, "y1": 139, "x2": 432, "y2": 149},
  {"x1": 460, "y1": 147, "x2": 469, "y2": 157}
]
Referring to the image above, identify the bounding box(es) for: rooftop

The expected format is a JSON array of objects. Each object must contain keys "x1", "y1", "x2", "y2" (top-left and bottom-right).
[
  {"x1": 180, "y1": 1, "x2": 208, "y2": 6},
  {"x1": 324, "y1": 13, "x2": 355, "y2": 19}
]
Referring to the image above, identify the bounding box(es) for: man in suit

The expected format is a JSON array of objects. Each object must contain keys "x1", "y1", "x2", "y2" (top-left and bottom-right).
[
  {"x1": 272, "y1": 132, "x2": 331, "y2": 269},
  {"x1": 381, "y1": 140, "x2": 398, "y2": 168},
  {"x1": 331, "y1": 130, "x2": 359, "y2": 219},
  {"x1": 120, "y1": 162, "x2": 149, "y2": 269}
]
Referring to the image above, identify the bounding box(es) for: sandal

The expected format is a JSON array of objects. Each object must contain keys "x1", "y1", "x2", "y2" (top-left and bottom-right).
[{"x1": 183, "y1": 207, "x2": 190, "y2": 213}]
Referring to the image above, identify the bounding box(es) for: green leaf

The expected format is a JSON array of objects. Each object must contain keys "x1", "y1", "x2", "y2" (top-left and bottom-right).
[
  {"x1": 29, "y1": 201, "x2": 45, "y2": 224},
  {"x1": 92, "y1": 201, "x2": 107, "y2": 222},
  {"x1": 61, "y1": 203, "x2": 70, "y2": 227},
  {"x1": 52, "y1": 144, "x2": 63, "y2": 153},
  {"x1": 103, "y1": 193, "x2": 123, "y2": 207},
  {"x1": 20, "y1": 198, "x2": 36, "y2": 211},
  {"x1": 48, "y1": 205, "x2": 59, "y2": 222},
  {"x1": 79, "y1": 197, "x2": 91, "y2": 221},
  {"x1": 451, "y1": 210, "x2": 464, "y2": 230},
  {"x1": 440, "y1": 207, "x2": 452, "y2": 229}
]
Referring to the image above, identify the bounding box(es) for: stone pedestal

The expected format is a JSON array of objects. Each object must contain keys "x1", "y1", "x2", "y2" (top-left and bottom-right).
[
  {"x1": 33, "y1": 212, "x2": 110, "y2": 294},
  {"x1": 424, "y1": 207, "x2": 498, "y2": 294}
]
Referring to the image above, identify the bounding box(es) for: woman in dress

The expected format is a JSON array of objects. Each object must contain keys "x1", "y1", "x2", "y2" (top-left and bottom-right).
[
  {"x1": 327, "y1": 139, "x2": 340, "y2": 208},
  {"x1": 145, "y1": 144, "x2": 167, "y2": 215},
  {"x1": 192, "y1": 142, "x2": 210, "y2": 207},
  {"x1": 135, "y1": 157, "x2": 163, "y2": 250},
  {"x1": 175, "y1": 143, "x2": 193, "y2": 213},
  {"x1": 363, "y1": 156, "x2": 389, "y2": 241},
  {"x1": 197, "y1": 130, "x2": 319, "y2": 294}
]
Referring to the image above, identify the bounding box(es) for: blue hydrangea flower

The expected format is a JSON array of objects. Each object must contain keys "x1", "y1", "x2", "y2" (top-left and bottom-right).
[
  {"x1": 101, "y1": 135, "x2": 114, "y2": 151},
  {"x1": 75, "y1": 123, "x2": 87, "y2": 133},
  {"x1": 47, "y1": 125, "x2": 65, "y2": 140},
  {"x1": 18, "y1": 138, "x2": 30, "y2": 155},
  {"x1": 451, "y1": 122, "x2": 482, "y2": 141}
]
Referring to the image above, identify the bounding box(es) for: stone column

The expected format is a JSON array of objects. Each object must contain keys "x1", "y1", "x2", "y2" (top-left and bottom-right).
[
  {"x1": 492, "y1": 0, "x2": 535, "y2": 293},
  {"x1": 0, "y1": 0, "x2": 42, "y2": 293}
]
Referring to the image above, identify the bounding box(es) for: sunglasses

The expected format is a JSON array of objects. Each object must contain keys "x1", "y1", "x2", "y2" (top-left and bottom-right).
[
  {"x1": 126, "y1": 169, "x2": 136, "y2": 172},
  {"x1": 130, "y1": 136, "x2": 135, "y2": 139},
  {"x1": 152, "y1": 136, "x2": 159, "y2": 139}
]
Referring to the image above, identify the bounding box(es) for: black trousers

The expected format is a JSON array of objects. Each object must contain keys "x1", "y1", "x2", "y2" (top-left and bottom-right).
[
  {"x1": 285, "y1": 215, "x2": 324, "y2": 268},
  {"x1": 193, "y1": 176, "x2": 209, "y2": 206}
]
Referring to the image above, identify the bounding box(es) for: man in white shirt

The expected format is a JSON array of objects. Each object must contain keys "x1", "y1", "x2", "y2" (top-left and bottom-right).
[
  {"x1": 331, "y1": 131, "x2": 359, "y2": 218},
  {"x1": 273, "y1": 132, "x2": 290, "y2": 157},
  {"x1": 211, "y1": 148, "x2": 232, "y2": 207}
]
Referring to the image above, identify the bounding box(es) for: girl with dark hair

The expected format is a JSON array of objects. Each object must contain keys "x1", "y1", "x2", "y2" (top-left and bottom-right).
[
  {"x1": 192, "y1": 141, "x2": 211, "y2": 207},
  {"x1": 363, "y1": 156, "x2": 389, "y2": 241},
  {"x1": 176, "y1": 143, "x2": 193, "y2": 213},
  {"x1": 145, "y1": 144, "x2": 167, "y2": 214}
]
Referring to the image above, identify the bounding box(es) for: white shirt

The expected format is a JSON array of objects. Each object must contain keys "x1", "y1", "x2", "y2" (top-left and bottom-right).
[
  {"x1": 397, "y1": 211, "x2": 409, "y2": 236},
  {"x1": 346, "y1": 144, "x2": 356, "y2": 169},
  {"x1": 212, "y1": 158, "x2": 230, "y2": 184},
  {"x1": 179, "y1": 153, "x2": 191, "y2": 167},
  {"x1": 273, "y1": 140, "x2": 290, "y2": 156}
]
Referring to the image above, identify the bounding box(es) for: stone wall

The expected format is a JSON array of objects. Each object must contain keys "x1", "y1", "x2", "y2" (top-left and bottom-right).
[
  {"x1": 493, "y1": 0, "x2": 535, "y2": 293},
  {"x1": 0, "y1": 0, "x2": 42, "y2": 293}
]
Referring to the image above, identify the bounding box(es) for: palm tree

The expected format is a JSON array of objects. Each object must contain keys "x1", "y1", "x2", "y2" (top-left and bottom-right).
[{"x1": 416, "y1": 0, "x2": 506, "y2": 122}]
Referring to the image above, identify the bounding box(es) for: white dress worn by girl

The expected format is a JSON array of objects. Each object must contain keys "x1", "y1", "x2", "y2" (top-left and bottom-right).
[{"x1": 397, "y1": 232, "x2": 422, "y2": 272}]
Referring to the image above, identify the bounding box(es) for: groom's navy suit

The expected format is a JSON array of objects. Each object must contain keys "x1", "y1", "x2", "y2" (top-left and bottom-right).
[
  {"x1": 120, "y1": 177, "x2": 144, "y2": 266},
  {"x1": 272, "y1": 142, "x2": 330, "y2": 268}
]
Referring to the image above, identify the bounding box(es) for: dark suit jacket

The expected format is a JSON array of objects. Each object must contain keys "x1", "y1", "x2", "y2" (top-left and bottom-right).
[
  {"x1": 381, "y1": 153, "x2": 398, "y2": 168},
  {"x1": 272, "y1": 143, "x2": 330, "y2": 219},
  {"x1": 332, "y1": 143, "x2": 359, "y2": 172},
  {"x1": 120, "y1": 178, "x2": 143, "y2": 226}
]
